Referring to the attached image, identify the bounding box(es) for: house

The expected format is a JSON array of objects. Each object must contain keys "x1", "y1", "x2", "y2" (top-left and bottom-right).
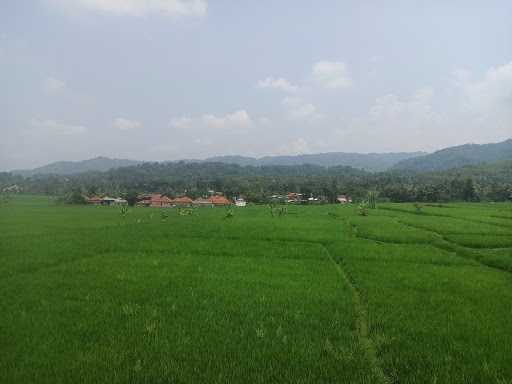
[
  {"x1": 101, "y1": 196, "x2": 117, "y2": 206},
  {"x1": 235, "y1": 198, "x2": 247, "y2": 207},
  {"x1": 153, "y1": 195, "x2": 173, "y2": 207},
  {"x1": 287, "y1": 192, "x2": 304, "y2": 203},
  {"x1": 337, "y1": 195, "x2": 352, "y2": 204},
  {"x1": 193, "y1": 197, "x2": 214, "y2": 207},
  {"x1": 102, "y1": 197, "x2": 128, "y2": 205},
  {"x1": 86, "y1": 195, "x2": 127, "y2": 205},
  {"x1": 87, "y1": 196, "x2": 103, "y2": 205},
  {"x1": 137, "y1": 194, "x2": 173, "y2": 207},
  {"x1": 136, "y1": 195, "x2": 151, "y2": 207},
  {"x1": 173, "y1": 196, "x2": 194, "y2": 207},
  {"x1": 270, "y1": 194, "x2": 287, "y2": 203},
  {"x1": 210, "y1": 195, "x2": 232, "y2": 206},
  {"x1": 2, "y1": 184, "x2": 21, "y2": 193}
]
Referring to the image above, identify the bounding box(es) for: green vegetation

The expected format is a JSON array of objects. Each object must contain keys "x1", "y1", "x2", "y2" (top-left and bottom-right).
[
  {"x1": 1, "y1": 196, "x2": 512, "y2": 383},
  {"x1": 2, "y1": 158, "x2": 511, "y2": 203},
  {"x1": 392, "y1": 138, "x2": 512, "y2": 172},
  {"x1": 11, "y1": 156, "x2": 142, "y2": 177}
]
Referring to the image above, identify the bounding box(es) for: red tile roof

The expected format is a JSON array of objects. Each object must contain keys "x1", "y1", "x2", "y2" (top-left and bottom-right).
[
  {"x1": 173, "y1": 196, "x2": 193, "y2": 204},
  {"x1": 193, "y1": 197, "x2": 213, "y2": 205},
  {"x1": 209, "y1": 195, "x2": 232, "y2": 205},
  {"x1": 141, "y1": 194, "x2": 174, "y2": 206},
  {"x1": 87, "y1": 196, "x2": 103, "y2": 203}
]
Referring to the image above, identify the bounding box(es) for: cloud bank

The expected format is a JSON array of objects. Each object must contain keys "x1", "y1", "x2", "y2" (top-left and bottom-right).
[{"x1": 47, "y1": 0, "x2": 208, "y2": 18}]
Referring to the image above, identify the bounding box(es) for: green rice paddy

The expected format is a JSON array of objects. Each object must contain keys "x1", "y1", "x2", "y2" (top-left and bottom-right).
[{"x1": 1, "y1": 196, "x2": 512, "y2": 383}]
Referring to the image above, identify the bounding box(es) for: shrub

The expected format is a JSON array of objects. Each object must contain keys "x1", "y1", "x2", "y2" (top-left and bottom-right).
[
  {"x1": 58, "y1": 189, "x2": 87, "y2": 205},
  {"x1": 224, "y1": 207, "x2": 234, "y2": 219},
  {"x1": 414, "y1": 203, "x2": 423, "y2": 214},
  {"x1": 358, "y1": 202, "x2": 369, "y2": 216},
  {"x1": 120, "y1": 205, "x2": 130, "y2": 217}
]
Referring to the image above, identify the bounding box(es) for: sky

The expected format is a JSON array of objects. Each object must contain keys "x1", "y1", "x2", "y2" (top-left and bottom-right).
[{"x1": 1, "y1": 0, "x2": 511, "y2": 170}]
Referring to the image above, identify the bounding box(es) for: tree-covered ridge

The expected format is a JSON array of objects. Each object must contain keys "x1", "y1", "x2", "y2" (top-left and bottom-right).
[
  {"x1": 2, "y1": 160, "x2": 511, "y2": 203},
  {"x1": 11, "y1": 156, "x2": 142, "y2": 177},
  {"x1": 205, "y1": 151, "x2": 425, "y2": 171},
  {"x1": 9, "y1": 151, "x2": 424, "y2": 176},
  {"x1": 392, "y1": 138, "x2": 512, "y2": 172}
]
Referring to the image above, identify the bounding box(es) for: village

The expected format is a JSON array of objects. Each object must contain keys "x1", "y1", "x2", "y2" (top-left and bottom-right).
[{"x1": 84, "y1": 192, "x2": 353, "y2": 207}]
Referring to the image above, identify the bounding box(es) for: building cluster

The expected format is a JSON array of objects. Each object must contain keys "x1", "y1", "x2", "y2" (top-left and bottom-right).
[
  {"x1": 85, "y1": 192, "x2": 350, "y2": 207},
  {"x1": 136, "y1": 194, "x2": 243, "y2": 208},
  {"x1": 337, "y1": 195, "x2": 353, "y2": 204},
  {"x1": 86, "y1": 196, "x2": 128, "y2": 205},
  {"x1": 86, "y1": 193, "x2": 246, "y2": 207},
  {"x1": 2, "y1": 184, "x2": 22, "y2": 193},
  {"x1": 270, "y1": 193, "x2": 353, "y2": 204}
]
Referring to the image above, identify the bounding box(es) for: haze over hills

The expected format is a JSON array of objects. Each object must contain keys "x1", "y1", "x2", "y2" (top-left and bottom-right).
[
  {"x1": 12, "y1": 157, "x2": 142, "y2": 177},
  {"x1": 12, "y1": 152, "x2": 424, "y2": 176},
  {"x1": 3, "y1": 139, "x2": 511, "y2": 202},
  {"x1": 204, "y1": 152, "x2": 425, "y2": 171},
  {"x1": 9, "y1": 139, "x2": 512, "y2": 176},
  {"x1": 392, "y1": 139, "x2": 512, "y2": 172}
]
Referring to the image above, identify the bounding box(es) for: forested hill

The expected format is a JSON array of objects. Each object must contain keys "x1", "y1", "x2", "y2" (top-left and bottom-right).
[
  {"x1": 205, "y1": 151, "x2": 425, "y2": 171},
  {"x1": 11, "y1": 138, "x2": 511, "y2": 176},
  {"x1": 392, "y1": 139, "x2": 512, "y2": 172},
  {"x1": 12, "y1": 152, "x2": 423, "y2": 175},
  {"x1": 12, "y1": 156, "x2": 142, "y2": 176},
  {"x1": 2, "y1": 159, "x2": 511, "y2": 202}
]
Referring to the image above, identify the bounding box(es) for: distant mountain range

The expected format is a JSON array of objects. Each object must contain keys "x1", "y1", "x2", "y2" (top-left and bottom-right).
[
  {"x1": 12, "y1": 152, "x2": 424, "y2": 175},
  {"x1": 392, "y1": 139, "x2": 512, "y2": 172},
  {"x1": 203, "y1": 152, "x2": 425, "y2": 171},
  {"x1": 12, "y1": 157, "x2": 142, "y2": 177},
  {"x1": 10, "y1": 138, "x2": 512, "y2": 176}
]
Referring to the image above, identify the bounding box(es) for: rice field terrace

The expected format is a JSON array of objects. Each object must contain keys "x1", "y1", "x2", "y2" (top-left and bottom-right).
[{"x1": 1, "y1": 196, "x2": 512, "y2": 383}]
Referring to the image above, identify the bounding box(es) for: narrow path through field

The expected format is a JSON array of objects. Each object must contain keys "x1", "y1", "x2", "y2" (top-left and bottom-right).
[{"x1": 322, "y1": 244, "x2": 389, "y2": 384}]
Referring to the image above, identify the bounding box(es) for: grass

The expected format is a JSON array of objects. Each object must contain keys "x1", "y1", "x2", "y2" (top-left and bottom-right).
[{"x1": 1, "y1": 196, "x2": 512, "y2": 383}]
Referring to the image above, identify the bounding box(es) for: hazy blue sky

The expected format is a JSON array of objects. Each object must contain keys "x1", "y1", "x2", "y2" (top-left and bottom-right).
[{"x1": 1, "y1": 0, "x2": 511, "y2": 170}]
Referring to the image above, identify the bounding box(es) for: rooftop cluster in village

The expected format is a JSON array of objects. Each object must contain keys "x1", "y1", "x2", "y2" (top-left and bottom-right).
[
  {"x1": 136, "y1": 194, "x2": 241, "y2": 207},
  {"x1": 86, "y1": 194, "x2": 247, "y2": 207},
  {"x1": 85, "y1": 193, "x2": 352, "y2": 207},
  {"x1": 85, "y1": 196, "x2": 128, "y2": 206},
  {"x1": 271, "y1": 193, "x2": 353, "y2": 204}
]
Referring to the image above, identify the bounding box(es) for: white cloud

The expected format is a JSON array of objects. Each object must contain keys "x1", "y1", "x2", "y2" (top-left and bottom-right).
[
  {"x1": 256, "y1": 77, "x2": 299, "y2": 93},
  {"x1": 282, "y1": 97, "x2": 322, "y2": 122},
  {"x1": 341, "y1": 60, "x2": 512, "y2": 153},
  {"x1": 276, "y1": 138, "x2": 310, "y2": 155},
  {"x1": 339, "y1": 87, "x2": 444, "y2": 152},
  {"x1": 42, "y1": 76, "x2": 66, "y2": 94},
  {"x1": 163, "y1": 110, "x2": 276, "y2": 160},
  {"x1": 257, "y1": 116, "x2": 271, "y2": 126},
  {"x1": 445, "y1": 62, "x2": 512, "y2": 142},
  {"x1": 171, "y1": 110, "x2": 253, "y2": 130},
  {"x1": 30, "y1": 118, "x2": 87, "y2": 135},
  {"x1": 464, "y1": 62, "x2": 512, "y2": 114},
  {"x1": 113, "y1": 117, "x2": 142, "y2": 131},
  {"x1": 312, "y1": 61, "x2": 352, "y2": 89},
  {"x1": 47, "y1": 0, "x2": 207, "y2": 18},
  {"x1": 170, "y1": 116, "x2": 193, "y2": 129},
  {"x1": 451, "y1": 68, "x2": 472, "y2": 86},
  {"x1": 202, "y1": 110, "x2": 252, "y2": 129},
  {"x1": 368, "y1": 87, "x2": 435, "y2": 122}
]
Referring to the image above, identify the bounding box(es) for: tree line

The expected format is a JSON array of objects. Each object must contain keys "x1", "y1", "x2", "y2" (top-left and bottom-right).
[{"x1": 1, "y1": 160, "x2": 511, "y2": 203}]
